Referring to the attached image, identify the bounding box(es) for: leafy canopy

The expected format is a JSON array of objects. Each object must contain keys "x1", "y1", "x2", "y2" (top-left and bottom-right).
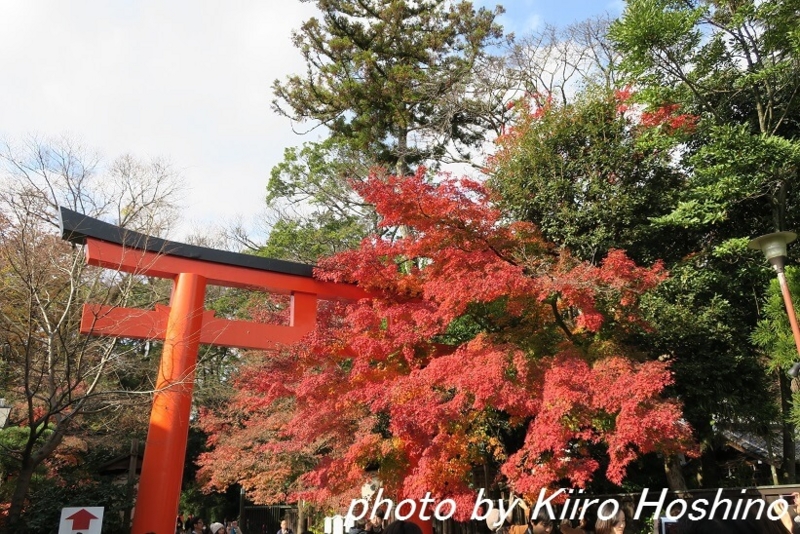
[
  {"x1": 198, "y1": 169, "x2": 693, "y2": 512},
  {"x1": 273, "y1": 0, "x2": 506, "y2": 175}
]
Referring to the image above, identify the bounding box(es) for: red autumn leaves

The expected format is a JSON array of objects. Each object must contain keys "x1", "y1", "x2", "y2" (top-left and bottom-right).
[{"x1": 197, "y1": 168, "x2": 693, "y2": 515}]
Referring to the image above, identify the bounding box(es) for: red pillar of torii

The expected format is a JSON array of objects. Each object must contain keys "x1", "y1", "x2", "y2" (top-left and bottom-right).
[{"x1": 59, "y1": 207, "x2": 375, "y2": 534}]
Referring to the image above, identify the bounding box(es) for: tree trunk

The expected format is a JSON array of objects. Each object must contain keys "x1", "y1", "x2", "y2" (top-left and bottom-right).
[
  {"x1": 396, "y1": 126, "x2": 409, "y2": 178},
  {"x1": 5, "y1": 459, "x2": 38, "y2": 533},
  {"x1": 122, "y1": 439, "x2": 139, "y2": 530},
  {"x1": 694, "y1": 419, "x2": 720, "y2": 488},
  {"x1": 766, "y1": 430, "x2": 781, "y2": 485},
  {"x1": 664, "y1": 454, "x2": 688, "y2": 492},
  {"x1": 780, "y1": 373, "x2": 796, "y2": 483},
  {"x1": 5, "y1": 422, "x2": 68, "y2": 532},
  {"x1": 297, "y1": 500, "x2": 305, "y2": 534}
]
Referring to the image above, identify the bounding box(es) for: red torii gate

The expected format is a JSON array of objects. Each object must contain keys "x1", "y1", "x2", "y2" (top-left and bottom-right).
[{"x1": 59, "y1": 208, "x2": 378, "y2": 534}]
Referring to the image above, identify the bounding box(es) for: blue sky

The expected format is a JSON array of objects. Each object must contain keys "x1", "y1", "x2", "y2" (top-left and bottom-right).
[
  {"x1": 489, "y1": 0, "x2": 624, "y2": 34},
  {"x1": 0, "y1": 1, "x2": 626, "y2": 240}
]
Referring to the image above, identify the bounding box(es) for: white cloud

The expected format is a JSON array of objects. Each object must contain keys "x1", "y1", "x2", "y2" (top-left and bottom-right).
[{"x1": 0, "y1": 1, "x2": 318, "y2": 239}]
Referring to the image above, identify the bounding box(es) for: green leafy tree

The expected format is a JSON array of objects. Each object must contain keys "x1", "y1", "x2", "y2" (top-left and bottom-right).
[
  {"x1": 753, "y1": 266, "x2": 800, "y2": 483},
  {"x1": 606, "y1": 0, "x2": 800, "y2": 482},
  {"x1": 489, "y1": 89, "x2": 685, "y2": 265},
  {"x1": 753, "y1": 267, "x2": 800, "y2": 381},
  {"x1": 273, "y1": 0, "x2": 506, "y2": 176},
  {"x1": 266, "y1": 1, "x2": 512, "y2": 266},
  {"x1": 262, "y1": 137, "x2": 380, "y2": 263},
  {"x1": 487, "y1": 79, "x2": 781, "y2": 489},
  {"x1": 610, "y1": 0, "x2": 800, "y2": 235}
]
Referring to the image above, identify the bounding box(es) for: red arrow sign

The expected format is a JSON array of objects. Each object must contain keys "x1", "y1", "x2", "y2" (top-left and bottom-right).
[{"x1": 65, "y1": 508, "x2": 99, "y2": 530}]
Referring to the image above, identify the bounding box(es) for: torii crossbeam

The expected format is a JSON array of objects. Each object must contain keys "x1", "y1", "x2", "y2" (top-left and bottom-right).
[{"x1": 60, "y1": 208, "x2": 369, "y2": 534}]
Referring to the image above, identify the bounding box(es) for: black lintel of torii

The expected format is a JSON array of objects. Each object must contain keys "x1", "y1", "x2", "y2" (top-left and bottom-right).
[{"x1": 58, "y1": 206, "x2": 314, "y2": 278}]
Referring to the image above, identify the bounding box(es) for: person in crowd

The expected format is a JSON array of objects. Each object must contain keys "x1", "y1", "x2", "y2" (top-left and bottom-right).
[
  {"x1": 348, "y1": 518, "x2": 368, "y2": 534},
  {"x1": 527, "y1": 507, "x2": 553, "y2": 534},
  {"x1": 229, "y1": 519, "x2": 244, "y2": 534},
  {"x1": 190, "y1": 516, "x2": 206, "y2": 534},
  {"x1": 210, "y1": 522, "x2": 227, "y2": 534},
  {"x1": 277, "y1": 519, "x2": 294, "y2": 534},
  {"x1": 594, "y1": 503, "x2": 624, "y2": 534},
  {"x1": 366, "y1": 516, "x2": 383, "y2": 534}
]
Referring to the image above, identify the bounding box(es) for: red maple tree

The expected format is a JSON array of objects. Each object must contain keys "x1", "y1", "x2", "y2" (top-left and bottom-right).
[{"x1": 197, "y1": 168, "x2": 693, "y2": 515}]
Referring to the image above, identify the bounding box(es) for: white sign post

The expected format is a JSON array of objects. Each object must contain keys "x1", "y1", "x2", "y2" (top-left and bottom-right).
[{"x1": 58, "y1": 506, "x2": 104, "y2": 534}]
